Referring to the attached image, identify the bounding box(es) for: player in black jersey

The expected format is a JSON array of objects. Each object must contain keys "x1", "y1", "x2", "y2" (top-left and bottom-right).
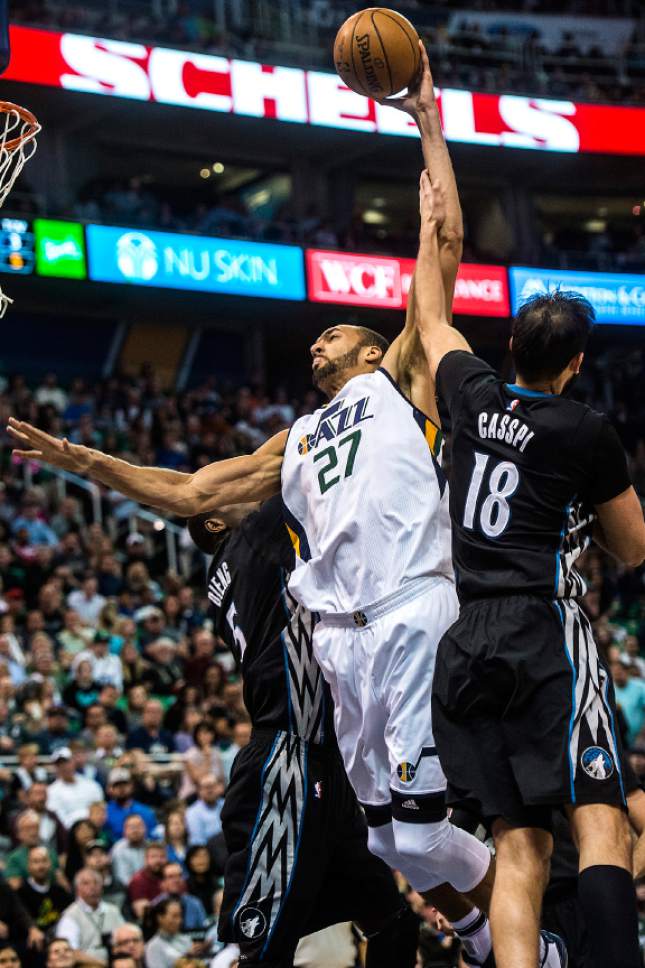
[
  {"x1": 187, "y1": 495, "x2": 419, "y2": 968},
  {"x1": 413, "y1": 171, "x2": 645, "y2": 968}
]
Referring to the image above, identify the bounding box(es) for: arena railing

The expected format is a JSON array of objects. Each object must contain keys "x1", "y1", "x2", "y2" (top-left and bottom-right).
[{"x1": 20, "y1": 462, "x2": 192, "y2": 578}]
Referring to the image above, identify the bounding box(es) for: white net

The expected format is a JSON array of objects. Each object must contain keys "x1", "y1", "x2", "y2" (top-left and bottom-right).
[{"x1": 0, "y1": 103, "x2": 40, "y2": 317}]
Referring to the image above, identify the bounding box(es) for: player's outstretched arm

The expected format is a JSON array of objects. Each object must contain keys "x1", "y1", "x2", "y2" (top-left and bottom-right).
[
  {"x1": 7, "y1": 417, "x2": 285, "y2": 517},
  {"x1": 415, "y1": 172, "x2": 471, "y2": 382},
  {"x1": 381, "y1": 41, "x2": 463, "y2": 319}
]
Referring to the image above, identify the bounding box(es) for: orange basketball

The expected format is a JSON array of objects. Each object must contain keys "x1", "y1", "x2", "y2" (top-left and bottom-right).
[{"x1": 333, "y1": 7, "x2": 421, "y2": 99}]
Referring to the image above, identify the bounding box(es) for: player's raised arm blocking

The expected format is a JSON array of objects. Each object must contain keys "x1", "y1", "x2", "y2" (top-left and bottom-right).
[
  {"x1": 7, "y1": 417, "x2": 285, "y2": 517},
  {"x1": 414, "y1": 171, "x2": 471, "y2": 383}
]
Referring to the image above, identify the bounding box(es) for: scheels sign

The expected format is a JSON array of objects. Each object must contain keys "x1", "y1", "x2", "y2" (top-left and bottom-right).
[
  {"x1": 307, "y1": 250, "x2": 510, "y2": 316},
  {"x1": 6, "y1": 26, "x2": 645, "y2": 155}
]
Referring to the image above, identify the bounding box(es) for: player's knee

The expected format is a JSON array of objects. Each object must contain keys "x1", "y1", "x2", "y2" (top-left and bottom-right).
[
  {"x1": 366, "y1": 817, "x2": 400, "y2": 871},
  {"x1": 393, "y1": 817, "x2": 491, "y2": 894}
]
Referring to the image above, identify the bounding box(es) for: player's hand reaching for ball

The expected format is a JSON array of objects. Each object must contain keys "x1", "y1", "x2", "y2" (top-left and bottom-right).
[
  {"x1": 379, "y1": 41, "x2": 436, "y2": 117},
  {"x1": 419, "y1": 170, "x2": 446, "y2": 232},
  {"x1": 7, "y1": 417, "x2": 92, "y2": 474}
]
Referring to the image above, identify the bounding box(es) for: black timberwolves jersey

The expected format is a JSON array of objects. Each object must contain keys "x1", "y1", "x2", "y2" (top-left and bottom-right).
[
  {"x1": 207, "y1": 495, "x2": 332, "y2": 744},
  {"x1": 436, "y1": 352, "x2": 631, "y2": 603}
]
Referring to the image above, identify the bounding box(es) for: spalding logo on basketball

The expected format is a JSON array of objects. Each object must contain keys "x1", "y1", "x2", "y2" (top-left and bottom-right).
[{"x1": 334, "y1": 7, "x2": 421, "y2": 99}]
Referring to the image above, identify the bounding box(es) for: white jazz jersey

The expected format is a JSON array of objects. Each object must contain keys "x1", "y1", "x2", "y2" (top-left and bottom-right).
[{"x1": 281, "y1": 367, "x2": 454, "y2": 614}]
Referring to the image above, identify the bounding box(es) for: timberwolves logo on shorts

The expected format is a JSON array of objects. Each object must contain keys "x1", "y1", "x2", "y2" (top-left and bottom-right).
[
  {"x1": 397, "y1": 761, "x2": 417, "y2": 783},
  {"x1": 238, "y1": 906, "x2": 267, "y2": 939},
  {"x1": 580, "y1": 746, "x2": 614, "y2": 780}
]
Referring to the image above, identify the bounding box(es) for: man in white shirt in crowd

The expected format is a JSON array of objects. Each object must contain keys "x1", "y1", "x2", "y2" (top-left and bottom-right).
[
  {"x1": 46, "y1": 747, "x2": 103, "y2": 829},
  {"x1": 72, "y1": 633, "x2": 123, "y2": 692},
  {"x1": 67, "y1": 572, "x2": 106, "y2": 628},
  {"x1": 56, "y1": 868, "x2": 124, "y2": 966},
  {"x1": 185, "y1": 774, "x2": 225, "y2": 845},
  {"x1": 110, "y1": 814, "x2": 147, "y2": 890}
]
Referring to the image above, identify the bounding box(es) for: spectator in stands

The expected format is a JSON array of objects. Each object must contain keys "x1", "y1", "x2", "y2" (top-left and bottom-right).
[
  {"x1": 185, "y1": 775, "x2": 224, "y2": 846},
  {"x1": 111, "y1": 923, "x2": 144, "y2": 966},
  {"x1": 47, "y1": 747, "x2": 103, "y2": 829},
  {"x1": 10, "y1": 743, "x2": 47, "y2": 800},
  {"x1": 45, "y1": 938, "x2": 76, "y2": 968},
  {"x1": 0, "y1": 879, "x2": 44, "y2": 954},
  {"x1": 179, "y1": 721, "x2": 225, "y2": 800},
  {"x1": 56, "y1": 867, "x2": 124, "y2": 964},
  {"x1": 12, "y1": 499, "x2": 58, "y2": 548},
  {"x1": 37, "y1": 705, "x2": 74, "y2": 754},
  {"x1": 35, "y1": 374, "x2": 68, "y2": 414},
  {"x1": 4, "y1": 810, "x2": 61, "y2": 890},
  {"x1": 72, "y1": 633, "x2": 123, "y2": 692},
  {"x1": 143, "y1": 638, "x2": 184, "y2": 697},
  {"x1": 164, "y1": 810, "x2": 189, "y2": 872},
  {"x1": 153, "y1": 861, "x2": 207, "y2": 931},
  {"x1": 0, "y1": 948, "x2": 21, "y2": 968},
  {"x1": 144, "y1": 898, "x2": 200, "y2": 968},
  {"x1": 66, "y1": 573, "x2": 106, "y2": 628},
  {"x1": 612, "y1": 656, "x2": 645, "y2": 746},
  {"x1": 126, "y1": 700, "x2": 173, "y2": 755},
  {"x1": 185, "y1": 846, "x2": 219, "y2": 917},
  {"x1": 111, "y1": 814, "x2": 147, "y2": 890},
  {"x1": 105, "y1": 768, "x2": 157, "y2": 841},
  {"x1": 23, "y1": 781, "x2": 67, "y2": 854},
  {"x1": 16, "y1": 845, "x2": 73, "y2": 933},
  {"x1": 98, "y1": 684, "x2": 127, "y2": 733},
  {"x1": 127, "y1": 842, "x2": 167, "y2": 920},
  {"x1": 93, "y1": 723, "x2": 123, "y2": 782},
  {"x1": 63, "y1": 818, "x2": 100, "y2": 884},
  {"x1": 61, "y1": 659, "x2": 99, "y2": 713}
]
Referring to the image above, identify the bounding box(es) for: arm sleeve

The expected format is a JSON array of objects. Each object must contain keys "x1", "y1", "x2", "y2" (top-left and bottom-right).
[
  {"x1": 588, "y1": 417, "x2": 632, "y2": 506},
  {"x1": 435, "y1": 351, "x2": 497, "y2": 429}
]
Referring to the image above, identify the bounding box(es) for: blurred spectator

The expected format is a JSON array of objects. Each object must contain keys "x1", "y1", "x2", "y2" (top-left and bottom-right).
[
  {"x1": 56, "y1": 868, "x2": 124, "y2": 963},
  {"x1": 67, "y1": 574, "x2": 106, "y2": 628},
  {"x1": 111, "y1": 815, "x2": 148, "y2": 890},
  {"x1": 111, "y1": 923, "x2": 145, "y2": 966},
  {"x1": 4, "y1": 810, "x2": 61, "y2": 890},
  {"x1": 144, "y1": 897, "x2": 197, "y2": 968},
  {"x1": 126, "y1": 701, "x2": 173, "y2": 756},
  {"x1": 127, "y1": 843, "x2": 167, "y2": 921},
  {"x1": 163, "y1": 810, "x2": 189, "y2": 872},
  {"x1": 152, "y1": 862, "x2": 207, "y2": 932},
  {"x1": 63, "y1": 819, "x2": 100, "y2": 885},
  {"x1": 46, "y1": 748, "x2": 103, "y2": 829},
  {"x1": 0, "y1": 878, "x2": 44, "y2": 954},
  {"x1": 178, "y1": 721, "x2": 225, "y2": 800},
  {"x1": 16, "y1": 845, "x2": 73, "y2": 933},
  {"x1": 105, "y1": 768, "x2": 157, "y2": 842},
  {"x1": 185, "y1": 775, "x2": 224, "y2": 846},
  {"x1": 612, "y1": 657, "x2": 645, "y2": 747},
  {"x1": 184, "y1": 846, "x2": 219, "y2": 917}
]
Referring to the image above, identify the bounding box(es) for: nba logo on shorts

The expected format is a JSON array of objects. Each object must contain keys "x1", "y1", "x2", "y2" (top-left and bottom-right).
[{"x1": 580, "y1": 746, "x2": 614, "y2": 780}]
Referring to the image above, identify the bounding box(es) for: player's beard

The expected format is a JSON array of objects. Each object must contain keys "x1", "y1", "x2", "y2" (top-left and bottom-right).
[{"x1": 312, "y1": 345, "x2": 361, "y2": 395}]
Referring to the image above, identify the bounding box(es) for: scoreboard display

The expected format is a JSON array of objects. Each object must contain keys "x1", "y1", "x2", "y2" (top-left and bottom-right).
[{"x1": 0, "y1": 218, "x2": 34, "y2": 274}]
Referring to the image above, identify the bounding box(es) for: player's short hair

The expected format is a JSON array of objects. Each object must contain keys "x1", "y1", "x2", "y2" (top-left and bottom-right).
[
  {"x1": 511, "y1": 291, "x2": 595, "y2": 383},
  {"x1": 187, "y1": 513, "x2": 232, "y2": 555},
  {"x1": 355, "y1": 326, "x2": 390, "y2": 358}
]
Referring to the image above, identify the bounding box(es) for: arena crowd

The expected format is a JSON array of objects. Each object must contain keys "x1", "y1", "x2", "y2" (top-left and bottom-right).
[{"x1": 0, "y1": 356, "x2": 643, "y2": 967}]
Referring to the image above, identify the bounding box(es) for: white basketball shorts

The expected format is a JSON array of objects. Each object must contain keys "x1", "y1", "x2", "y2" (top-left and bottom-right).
[{"x1": 313, "y1": 575, "x2": 459, "y2": 811}]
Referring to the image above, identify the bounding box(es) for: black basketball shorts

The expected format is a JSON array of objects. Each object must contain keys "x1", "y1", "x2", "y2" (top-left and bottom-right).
[
  {"x1": 219, "y1": 728, "x2": 404, "y2": 967},
  {"x1": 432, "y1": 595, "x2": 626, "y2": 829}
]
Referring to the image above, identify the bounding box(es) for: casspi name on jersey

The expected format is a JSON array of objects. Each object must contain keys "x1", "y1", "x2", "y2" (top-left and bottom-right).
[
  {"x1": 298, "y1": 395, "x2": 373, "y2": 455},
  {"x1": 208, "y1": 561, "x2": 232, "y2": 607},
  {"x1": 478, "y1": 411, "x2": 535, "y2": 453}
]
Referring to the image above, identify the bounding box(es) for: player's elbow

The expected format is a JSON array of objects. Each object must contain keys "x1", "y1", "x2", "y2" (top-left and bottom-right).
[{"x1": 622, "y1": 543, "x2": 645, "y2": 569}]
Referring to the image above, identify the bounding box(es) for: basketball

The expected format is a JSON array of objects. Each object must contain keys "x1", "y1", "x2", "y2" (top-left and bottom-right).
[{"x1": 333, "y1": 7, "x2": 421, "y2": 99}]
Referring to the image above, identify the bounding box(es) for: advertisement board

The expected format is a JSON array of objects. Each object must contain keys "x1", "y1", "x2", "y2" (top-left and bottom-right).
[
  {"x1": 0, "y1": 217, "x2": 34, "y2": 274},
  {"x1": 86, "y1": 225, "x2": 306, "y2": 300},
  {"x1": 34, "y1": 219, "x2": 87, "y2": 278},
  {"x1": 5, "y1": 26, "x2": 645, "y2": 156},
  {"x1": 307, "y1": 249, "x2": 510, "y2": 316},
  {"x1": 510, "y1": 266, "x2": 645, "y2": 325}
]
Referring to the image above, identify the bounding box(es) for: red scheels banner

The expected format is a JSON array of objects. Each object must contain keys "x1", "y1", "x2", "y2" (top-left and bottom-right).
[
  {"x1": 5, "y1": 26, "x2": 645, "y2": 156},
  {"x1": 306, "y1": 249, "x2": 510, "y2": 317}
]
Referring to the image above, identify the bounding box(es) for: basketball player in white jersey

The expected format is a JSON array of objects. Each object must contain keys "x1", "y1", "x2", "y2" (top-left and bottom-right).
[{"x1": 10, "y1": 46, "x2": 565, "y2": 967}]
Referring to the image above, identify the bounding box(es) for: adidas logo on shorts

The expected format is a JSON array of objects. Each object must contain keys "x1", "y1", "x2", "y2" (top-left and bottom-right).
[{"x1": 401, "y1": 798, "x2": 419, "y2": 810}]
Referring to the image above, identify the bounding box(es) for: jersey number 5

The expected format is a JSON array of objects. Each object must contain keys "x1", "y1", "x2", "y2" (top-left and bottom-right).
[
  {"x1": 463, "y1": 452, "x2": 519, "y2": 538},
  {"x1": 313, "y1": 429, "x2": 362, "y2": 495},
  {"x1": 226, "y1": 601, "x2": 248, "y2": 658}
]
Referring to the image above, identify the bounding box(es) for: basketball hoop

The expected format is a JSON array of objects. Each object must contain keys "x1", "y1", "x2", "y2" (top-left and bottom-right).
[{"x1": 0, "y1": 101, "x2": 41, "y2": 317}]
